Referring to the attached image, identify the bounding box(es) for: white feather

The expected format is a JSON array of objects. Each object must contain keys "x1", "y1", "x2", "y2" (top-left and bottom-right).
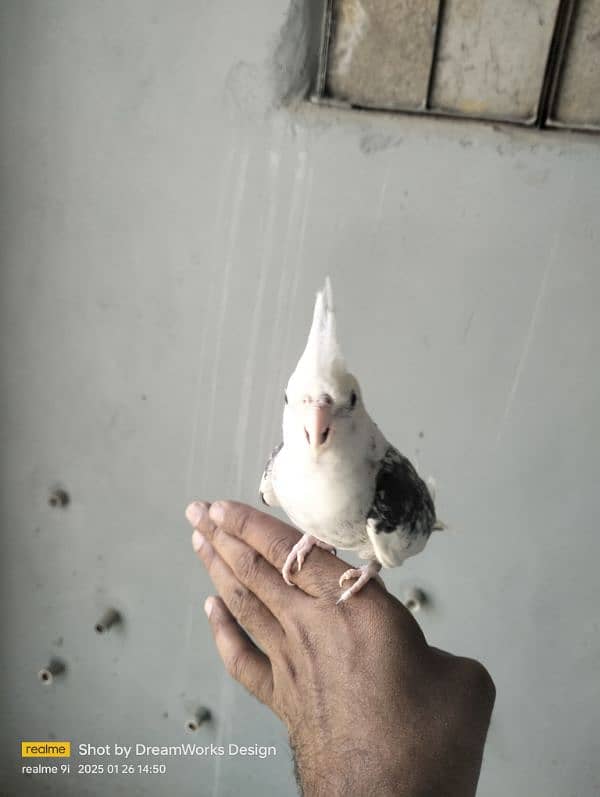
[
  {"x1": 292, "y1": 277, "x2": 345, "y2": 383},
  {"x1": 366, "y1": 518, "x2": 428, "y2": 568}
]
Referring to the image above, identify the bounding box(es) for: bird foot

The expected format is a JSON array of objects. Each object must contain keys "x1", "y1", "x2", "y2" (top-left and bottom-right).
[
  {"x1": 337, "y1": 561, "x2": 383, "y2": 604},
  {"x1": 282, "y1": 535, "x2": 337, "y2": 586}
]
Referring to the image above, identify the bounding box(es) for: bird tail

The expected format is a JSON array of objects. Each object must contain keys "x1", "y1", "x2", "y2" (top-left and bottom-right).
[
  {"x1": 427, "y1": 476, "x2": 448, "y2": 531},
  {"x1": 426, "y1": 476, "x2": 437, "y2": 501}
]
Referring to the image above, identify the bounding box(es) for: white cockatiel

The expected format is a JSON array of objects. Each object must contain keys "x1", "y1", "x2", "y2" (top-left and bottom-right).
[{"x1": 260, "y1": 278, "x2": 440, "y2": 603}]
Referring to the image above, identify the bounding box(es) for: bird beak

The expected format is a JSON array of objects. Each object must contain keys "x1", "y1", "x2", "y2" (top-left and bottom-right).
[{"x1": 304, "y1": 402, "x2": 332, "y2": 453}]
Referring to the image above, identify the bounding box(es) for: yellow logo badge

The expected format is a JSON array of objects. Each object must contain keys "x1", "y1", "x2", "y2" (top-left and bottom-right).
[{"x1": 21, "y1": 742, "x2": 71, "y2": 758}]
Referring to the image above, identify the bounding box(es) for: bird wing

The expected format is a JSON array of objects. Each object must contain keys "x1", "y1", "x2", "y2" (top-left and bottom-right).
[
  {"x1": 365, "y1": 445, "x2": 436, "y2": 568},
  {"x1": 259, "y1": 442, "x2": 283, "y2": 507}
]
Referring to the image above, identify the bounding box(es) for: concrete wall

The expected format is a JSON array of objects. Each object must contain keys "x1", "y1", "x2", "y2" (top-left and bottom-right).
[{"x1": 1, "y1": 2, "x2": 599, "y2": 795}]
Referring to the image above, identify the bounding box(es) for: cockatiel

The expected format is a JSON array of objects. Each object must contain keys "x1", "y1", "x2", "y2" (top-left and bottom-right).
[{"x1": 260, "y1": 278, "x2": 442, "y2": 603}]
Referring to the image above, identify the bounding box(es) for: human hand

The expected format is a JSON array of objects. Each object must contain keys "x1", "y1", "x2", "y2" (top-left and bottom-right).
[{"x1": 186, "y1": 500, "x2": 495, "y2": 797}]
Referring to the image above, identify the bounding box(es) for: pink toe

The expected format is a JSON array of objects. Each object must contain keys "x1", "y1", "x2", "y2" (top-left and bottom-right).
[{"x1": 282, "y1": 569, "x2": 294, "y2": 586}]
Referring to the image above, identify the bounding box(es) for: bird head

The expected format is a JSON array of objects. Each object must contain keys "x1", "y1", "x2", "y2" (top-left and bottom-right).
[{"x1": 283, "y1": 278, "x2": 366, "y2": 459}]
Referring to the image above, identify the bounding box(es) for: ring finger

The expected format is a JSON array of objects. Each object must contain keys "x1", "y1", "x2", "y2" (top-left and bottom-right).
[{"x1": 192, "y1": 531, "x2": 284, "y2": 655}]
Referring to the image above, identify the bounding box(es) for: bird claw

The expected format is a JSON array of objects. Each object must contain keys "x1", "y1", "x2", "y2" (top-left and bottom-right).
[
  {"x1": 282, "y1": 536, "x2": 313, "y2": 585},
  {"x1": 338, "y1": 568, "x2": 362, "y2": 588},
  {"x1": 336, "y1": 562, "x2": 382, "y2": 604},
  {"x1": 315, "y1": 540, "x2": 337, "y2": 557},
  {"x1": 281, "y1": 535, "x2": 336, "y2": 586},
  {"x1": 282, "y1": 550, "x2": 298, "y2": 586}
]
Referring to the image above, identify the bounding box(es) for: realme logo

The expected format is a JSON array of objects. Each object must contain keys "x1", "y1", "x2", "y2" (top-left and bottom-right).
[{"x1": 21, "y1": 741, "x2": 71, "y2": 758}]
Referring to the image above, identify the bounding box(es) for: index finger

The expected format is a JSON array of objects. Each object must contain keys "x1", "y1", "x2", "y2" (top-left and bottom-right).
[{"x1": 208, "y1": 501, "x2": 346, "y2": 598}]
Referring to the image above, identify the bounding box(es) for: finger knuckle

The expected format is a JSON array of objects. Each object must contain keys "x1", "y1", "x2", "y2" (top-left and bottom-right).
[
  {"x1": 236, "y1": 507, "x2": 253, "y2": 541},
  {"x1": 226, "y1": 650, "x2": 248, "y2": 682},
  {"x1": 267, "y1": 535, "x2": 294, "y2": 568},
  {"x1": 228, "y1": 584, "x2": 252, "y2": 622},
  {"x1": 236, "y1": 548, "x2": 262, "y2": 584}
]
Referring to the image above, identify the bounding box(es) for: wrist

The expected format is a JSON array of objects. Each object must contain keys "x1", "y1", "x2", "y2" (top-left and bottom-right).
[
  {"x1": 291, "y1": 733, "x2": 482, "y2": 797},
  {"x1": 291, "y1": 739, "x2": 408, "y2": 797}
]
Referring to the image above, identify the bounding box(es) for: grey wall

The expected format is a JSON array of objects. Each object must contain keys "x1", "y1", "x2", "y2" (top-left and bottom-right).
[{"x1": 1, "y1": 2, "x2": 599, "y2": 796}]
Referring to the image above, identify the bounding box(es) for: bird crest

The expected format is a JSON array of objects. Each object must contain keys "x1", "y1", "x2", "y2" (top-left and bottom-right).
[{"x1": 294, "y1": 277, "x2": 345, "y2": 380}]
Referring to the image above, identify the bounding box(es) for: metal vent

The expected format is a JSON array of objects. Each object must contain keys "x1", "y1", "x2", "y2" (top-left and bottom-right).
[{"x1": 313, "y1": 0, "x2": 600, "y2": 133}]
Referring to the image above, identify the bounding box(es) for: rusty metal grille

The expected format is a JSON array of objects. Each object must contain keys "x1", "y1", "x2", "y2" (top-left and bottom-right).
[{"x1": 312, "y1": 0, "x2": 600, "y2": 133}]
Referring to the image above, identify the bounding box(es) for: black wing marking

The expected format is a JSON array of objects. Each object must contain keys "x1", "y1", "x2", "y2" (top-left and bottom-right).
[
  {"x1": 367, "y1": 446, "x2": 436, "y2": 537},
  {"x1": 260, "y1": 442, "x2": 283, "y2": 505}
]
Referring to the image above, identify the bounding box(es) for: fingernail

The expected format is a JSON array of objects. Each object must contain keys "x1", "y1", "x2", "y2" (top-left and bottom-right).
[
  {"x1": 186, "y1": 502, "x2": 205, "y2": 527},
  {"x1": 204, "y1": 597, "x2": 214, "y2": 618},
  {"x1": 209, "y1": 503, "x2": 224, "y2": 524},
  {"x1": 191, "y1": 530, "x2": 205, "y2": 552}
]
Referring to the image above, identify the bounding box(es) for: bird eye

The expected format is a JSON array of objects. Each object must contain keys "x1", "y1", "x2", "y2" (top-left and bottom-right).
[
  {"x1": 284, "y1": 392, "x2": 288, "y2": 405},
  {"x1": 350, "y1": 390, "x2": 357, "y2": 407}
]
